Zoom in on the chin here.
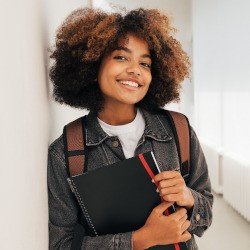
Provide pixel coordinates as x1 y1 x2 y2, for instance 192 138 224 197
121 99 142 105
120 96 145 105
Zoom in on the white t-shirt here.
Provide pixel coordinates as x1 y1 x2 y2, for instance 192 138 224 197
97 109 145 159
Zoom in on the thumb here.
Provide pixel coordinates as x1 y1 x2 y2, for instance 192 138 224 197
153 201 175 216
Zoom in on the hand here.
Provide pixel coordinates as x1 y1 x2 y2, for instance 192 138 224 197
153 171 194 209
133 202 191 249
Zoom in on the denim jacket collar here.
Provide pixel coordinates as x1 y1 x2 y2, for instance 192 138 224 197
85 109 172 146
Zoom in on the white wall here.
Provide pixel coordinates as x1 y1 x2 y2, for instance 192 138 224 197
192 0 250 160
0 0 49 249
0 1 91 249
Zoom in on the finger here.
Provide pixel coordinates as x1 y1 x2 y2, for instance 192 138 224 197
158 177 184 189
152 201 175 216
158 186 182 196
161 193 183 203
181 220 191 232
180 231 192 242
173 207 187 219
179 213 188 225
154 171 180 182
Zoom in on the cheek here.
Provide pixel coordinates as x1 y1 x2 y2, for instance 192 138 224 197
98 62 120 83
97 66 111 90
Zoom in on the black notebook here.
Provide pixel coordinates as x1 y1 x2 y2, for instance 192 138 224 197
68 151 187 250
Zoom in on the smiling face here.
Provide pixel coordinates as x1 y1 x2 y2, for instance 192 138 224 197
97 34 152 110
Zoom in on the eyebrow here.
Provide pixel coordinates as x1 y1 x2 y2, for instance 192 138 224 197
116 47 151 59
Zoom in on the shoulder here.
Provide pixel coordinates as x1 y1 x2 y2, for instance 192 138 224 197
48 135 65 164
151 108 198 142
144 108 189 129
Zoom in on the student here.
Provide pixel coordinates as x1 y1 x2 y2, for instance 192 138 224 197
48 7 213 250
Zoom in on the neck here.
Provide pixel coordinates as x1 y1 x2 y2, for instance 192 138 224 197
98 105 137 125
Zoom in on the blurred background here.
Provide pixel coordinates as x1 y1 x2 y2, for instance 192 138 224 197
0 0 249 249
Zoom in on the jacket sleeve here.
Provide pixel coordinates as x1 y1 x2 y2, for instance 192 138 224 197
187 127 213 237
48 139 133 250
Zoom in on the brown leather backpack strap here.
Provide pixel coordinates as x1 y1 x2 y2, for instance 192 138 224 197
166 110 190 181
63 117 86 177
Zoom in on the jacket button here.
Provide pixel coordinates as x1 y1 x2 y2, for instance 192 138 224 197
195 214 201 222
112 141 119 148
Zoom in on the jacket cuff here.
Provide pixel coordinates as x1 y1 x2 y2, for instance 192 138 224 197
188 189 208 232
114 232 133 250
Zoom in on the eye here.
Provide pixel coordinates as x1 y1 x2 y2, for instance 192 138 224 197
140 62 151 69
114 55 127 61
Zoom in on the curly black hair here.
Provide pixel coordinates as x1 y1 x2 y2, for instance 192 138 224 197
49 8 190 112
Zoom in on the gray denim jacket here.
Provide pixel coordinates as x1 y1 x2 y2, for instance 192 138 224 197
48 109 213 250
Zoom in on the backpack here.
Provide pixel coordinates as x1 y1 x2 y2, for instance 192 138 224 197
63 110 190 182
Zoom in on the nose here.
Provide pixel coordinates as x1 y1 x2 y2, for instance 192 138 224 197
126 62 141 76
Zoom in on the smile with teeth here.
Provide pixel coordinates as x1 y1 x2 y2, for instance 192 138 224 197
118 80 141 88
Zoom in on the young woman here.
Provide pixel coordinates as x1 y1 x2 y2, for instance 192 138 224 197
48 8 213 250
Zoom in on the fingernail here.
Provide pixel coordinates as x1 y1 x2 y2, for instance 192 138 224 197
152 179 155 183
156 188 159 193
